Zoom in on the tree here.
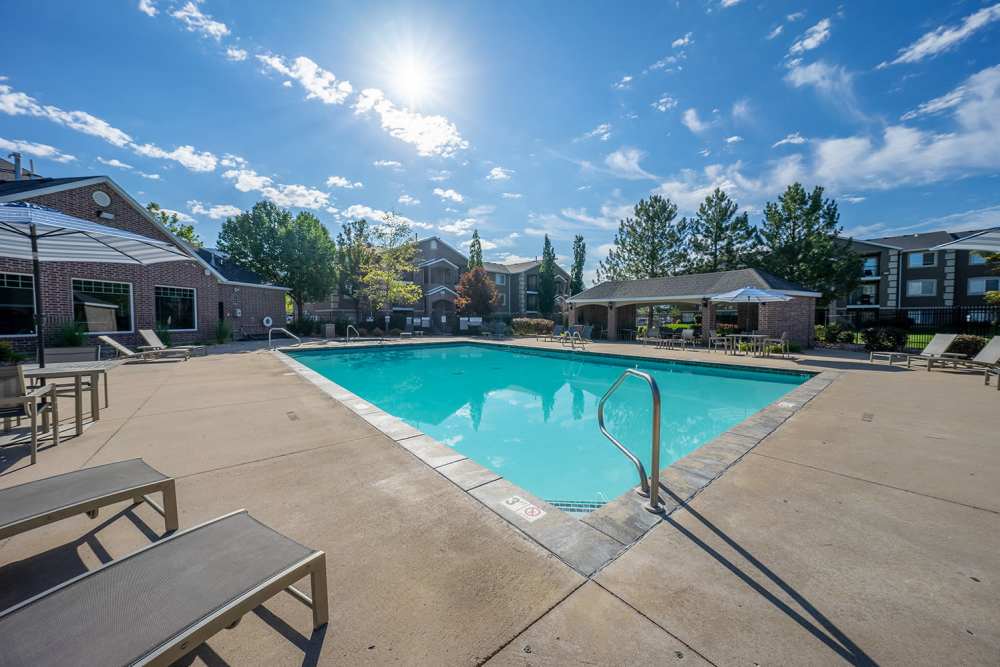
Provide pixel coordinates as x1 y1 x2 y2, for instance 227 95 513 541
456 267 499 316
357 213 423 315
538 235 557 316
279 212 338 318
595 195 686 282
334 218 373 316
755 183 861 303
468 229 484 270
570 234 586 295
217 201 289 284
146 202 202 247
985 252 1000 305
686 188 756 273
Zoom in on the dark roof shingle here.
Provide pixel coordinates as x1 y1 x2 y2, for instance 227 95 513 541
195 248 275 286
0 177 96 198
569 268 814 302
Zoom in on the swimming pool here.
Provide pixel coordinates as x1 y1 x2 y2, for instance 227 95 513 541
289 343 810 510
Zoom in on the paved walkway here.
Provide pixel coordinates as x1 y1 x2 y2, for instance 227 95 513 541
0 339 997 665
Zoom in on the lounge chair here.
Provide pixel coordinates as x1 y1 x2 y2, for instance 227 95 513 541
541 324 564 342
0 510 328 666
666 328 697 350
98 335 190 362
638 326 662 347
0 459 177 541
0 365 59 465
985 364 999 391
139 329 207 356
868 333 956 366
927 336 1000 372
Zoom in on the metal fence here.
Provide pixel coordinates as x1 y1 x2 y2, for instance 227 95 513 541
829 306 999 351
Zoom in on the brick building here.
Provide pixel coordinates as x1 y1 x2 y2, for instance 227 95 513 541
0 171 288 356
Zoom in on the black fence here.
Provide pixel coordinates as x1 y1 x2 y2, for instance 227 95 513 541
830 306 999 351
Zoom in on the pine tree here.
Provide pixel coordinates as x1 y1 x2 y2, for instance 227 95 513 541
686 188 756 273
595 195 686 282
468 229 484 270
570 234 586 294
538 235 557 316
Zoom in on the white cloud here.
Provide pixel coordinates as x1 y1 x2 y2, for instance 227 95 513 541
137 0 157 17
787 11 806 22
682 108 711 133
918 204 1000 233
731 98 752 121
433 187 464 203
132 143 218 172
170 1 229 40
223 167 330 209
480 232 520 251
397 194 420 206
438 217 476 235
427 169 451 181
373 159 403 169
487 166 513 181
139 171 160 180
188 200 241 219
672 32 693 48
699 148 711 157
97 156 132 169
766 25 784 40
605 147 656 180
492 253 536 265
879 3 1000 68
721 0 742 7
467 204 495 217
282 81 293 88
579 123 612 141
160 208 197 224
784 61 861 118
560 203 630 230
772 131 806 147
257 54 352 104
725 135 743 144
354 88 468 158
0 137 76 163
326 175 363 189
225 47 248 62
789 18 831 56
900 84 967 121
645 54 682 74
0 82 132 147
337 204 431 229
652 95 678 112
841 195 866 204
612 75 633 90
501 192 523 199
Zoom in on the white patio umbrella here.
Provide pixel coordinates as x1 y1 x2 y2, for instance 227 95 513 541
930 227 1000 253
709 286 793 303
0 201 190 366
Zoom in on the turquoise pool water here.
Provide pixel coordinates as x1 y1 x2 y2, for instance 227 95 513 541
289 344 809 508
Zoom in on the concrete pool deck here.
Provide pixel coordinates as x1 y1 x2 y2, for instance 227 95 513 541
0 338 997 665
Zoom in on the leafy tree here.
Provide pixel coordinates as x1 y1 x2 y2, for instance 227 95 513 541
279 212 338 318
217 201 289 284
570 234 586 295
686 188 756 273
146 202 202 247
985 252 1000 305
538 234 557 315
334 218 373 310
358 213 423 314
456 267 499 316
468 229 484 270
595 195 686 282
755 183 861 303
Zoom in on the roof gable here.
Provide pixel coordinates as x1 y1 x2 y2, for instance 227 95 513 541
569 268 818 303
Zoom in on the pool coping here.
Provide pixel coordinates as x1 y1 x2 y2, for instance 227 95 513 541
274 340 838 576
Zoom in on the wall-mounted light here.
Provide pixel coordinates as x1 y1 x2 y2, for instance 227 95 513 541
97 211 115 220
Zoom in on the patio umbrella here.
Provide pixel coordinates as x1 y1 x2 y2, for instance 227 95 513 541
709 286 793 303
0 201 190 366
930 227 1000 253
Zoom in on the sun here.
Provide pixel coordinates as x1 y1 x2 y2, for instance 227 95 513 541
393 56 433 108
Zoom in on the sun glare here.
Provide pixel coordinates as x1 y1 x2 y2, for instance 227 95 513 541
395 56 432 107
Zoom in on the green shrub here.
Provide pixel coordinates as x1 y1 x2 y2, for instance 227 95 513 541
0 341 25 364
861 326 907 352
54 322 87 347
355 327 368 337
814 324 828 342
511 318 554 336
372 327 384 338
947 334 987 358
389 327 402 337
836 330 856 344
215 319 232 344
787 342 802 353
288 318 320 336
155 326 172 347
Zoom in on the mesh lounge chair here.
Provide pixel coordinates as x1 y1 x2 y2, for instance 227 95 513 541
985 364 999 391
98 335 190 362
868 333 956 366
0 459 178 541
0 510 328 667
927 336 1000 373
541 324 564 342
139 329 206 356
0 365 59 465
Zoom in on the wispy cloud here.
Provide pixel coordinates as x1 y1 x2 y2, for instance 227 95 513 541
339 204 432 229
879 3 1000 68
772 131 806 148
486 166 513 181
222 157 329 209
257 54 352 104
225 47 248 62
652 95 678 112
789 18 831 57
132 143 218 171
672 32 693 48
766 25 784 40
137 0 157 17
612 75 633 90
501 192 523 199
354 88 469 158
901 85 967 121
605 147 657 180
681 108 711 133
427 169 451 182
170 1 229 40
373 159 403 169
397 194 420 206
784 61 863 119
97 156 132 169
326 175 363 189
433 187 464 203
0 137 76 163
578 123 612 142
188 200 241 219
725 135 743 144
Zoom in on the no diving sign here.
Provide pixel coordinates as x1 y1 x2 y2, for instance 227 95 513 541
503 495 546 523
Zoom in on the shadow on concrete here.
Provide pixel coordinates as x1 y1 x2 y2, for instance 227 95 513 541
660 486 879 666
792 358 906 372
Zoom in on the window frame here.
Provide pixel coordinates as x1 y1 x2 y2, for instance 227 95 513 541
969 252 988 266
905 278 937 297
154 284 198 332
494 273 506 285
906 251 937 269
0 271 36 338
968 276 1000 295
861 255 879 278
71 277 135 335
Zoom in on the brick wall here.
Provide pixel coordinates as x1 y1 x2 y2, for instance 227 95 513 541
758 296 815 347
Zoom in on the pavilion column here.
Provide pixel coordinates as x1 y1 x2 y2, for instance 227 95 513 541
606 304 618 341
569 305 580 325
700 300 716 343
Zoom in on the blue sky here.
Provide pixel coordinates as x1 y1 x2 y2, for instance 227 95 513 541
3 1 1000 281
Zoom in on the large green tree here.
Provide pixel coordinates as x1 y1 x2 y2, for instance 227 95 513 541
570 234 586 295
334 218 373 309
217 201 289 284
357 214 423 315
755 183 861 303
146 202 202 247
468 229 484 270
280 212 338 318
686 188 756 273
595 195 686 282
538 234 557 316
456 267 499 316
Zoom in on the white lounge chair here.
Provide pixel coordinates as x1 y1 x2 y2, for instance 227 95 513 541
927 336 1000 372
868 333 956 366
98 335 190 362
139 329 206 356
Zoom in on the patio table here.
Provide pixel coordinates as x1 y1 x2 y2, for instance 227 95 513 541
24 360 122 436
725 334 769 357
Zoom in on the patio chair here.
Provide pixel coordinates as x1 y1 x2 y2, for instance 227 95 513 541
0 365 59 465
868 333 956 366
139 329 206 356
667 328 697 350
0 459 177 541
708 330 730 353
541 324 564 342
98 335 190 362
927 336 1000 372
32 346 109 412
638 326 662 346
0 510 328 667
985 364 999 391
764 332 789 358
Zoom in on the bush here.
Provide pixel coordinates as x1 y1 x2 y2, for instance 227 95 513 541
787 342 802 354
814 324 828 342
511 318 554 336
836 330 856 344
54 322 87 347
389 327 402 337
947 334 987 358
215 319 232 344
155 326 172 347
288 318 320 336
372 327 384 338
0 341 25 364
861 326 908 352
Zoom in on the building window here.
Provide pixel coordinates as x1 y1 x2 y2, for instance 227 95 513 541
526 293 538 311
155 286 197 330
907 310 933 325
497 292 506 306
526 274 538 290
906 279 937 297
0 272 35 336
72 278 133 333
494 273 506 285
861 255 879 278
970 252 988 266
906 251 937 268
848 283 878 306
968 277 1000 295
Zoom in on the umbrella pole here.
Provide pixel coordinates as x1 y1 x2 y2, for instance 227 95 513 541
30 223 46 368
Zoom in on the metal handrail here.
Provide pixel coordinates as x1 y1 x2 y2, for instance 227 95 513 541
345 325 360 344
597 368 664 514
268 327 301 349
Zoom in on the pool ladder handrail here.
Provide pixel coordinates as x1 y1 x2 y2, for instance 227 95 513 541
345 324 360 344
597 368 664 514
268 327 302 349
